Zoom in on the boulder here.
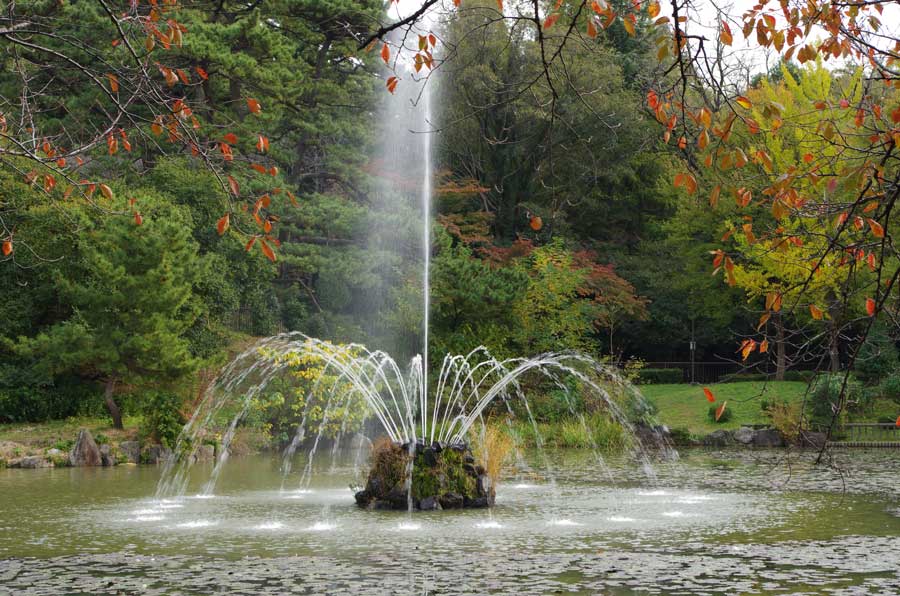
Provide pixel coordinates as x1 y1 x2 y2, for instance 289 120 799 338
196 444 215 462
701 429 735 447
752 429 784 448
418 496 441 511
69 429 102 466
143 444 172 464
439 492 464 509
798 430 826 449
99 444 117 467
119 441 141 464
733 427 756 445
10 456 52 469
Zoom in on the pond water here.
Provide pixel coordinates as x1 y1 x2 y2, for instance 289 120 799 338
1 448 899 594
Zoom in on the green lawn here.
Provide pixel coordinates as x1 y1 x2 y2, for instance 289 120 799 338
0 416 140 455
638 381 810 435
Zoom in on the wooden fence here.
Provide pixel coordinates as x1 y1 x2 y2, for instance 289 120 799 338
828 423 900 448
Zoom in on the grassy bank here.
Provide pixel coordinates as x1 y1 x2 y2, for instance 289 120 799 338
639 381 809 435
0 416 141 456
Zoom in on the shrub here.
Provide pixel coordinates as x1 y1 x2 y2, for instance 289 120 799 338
877 372 900 403
782 370 816 382
853 323 899 384
765 401 802 443
140 391 186 448
707 404 733 424
637 368 683 385
806 374 860 431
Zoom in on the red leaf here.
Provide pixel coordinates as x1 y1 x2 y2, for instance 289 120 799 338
106 73 119 93
715 401 727 422
245 236 257 251
260 239 276 262
2 240 11 256
381 43 390 64
386 76 399 94
866 297 876 316
134 211 143 226
529 216 543 231
703 387 715 403
250 163 267 174
195 65 209 80
896 414 900 428
246 98 261 114
217 213 230 235
223 132 238 144
543 13 559 29
868 218 884 238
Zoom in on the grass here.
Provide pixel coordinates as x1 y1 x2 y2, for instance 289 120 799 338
639 381 810 435
0 415 141 454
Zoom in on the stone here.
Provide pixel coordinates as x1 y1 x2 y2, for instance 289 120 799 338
69 429 102 466
798 430 826 449
119 441 141 464
47 448 63 457
702 429 735 447
192 444 215 463
422 447 437 467
99 444 116 467
143 444 172 464
9 456 51 469
752 429 784 448
477 474 493 496
418 496 441 511
733 427 756 445
439 492 464 509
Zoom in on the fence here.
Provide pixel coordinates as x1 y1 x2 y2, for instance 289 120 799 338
829 423 900 448
642 361 755 384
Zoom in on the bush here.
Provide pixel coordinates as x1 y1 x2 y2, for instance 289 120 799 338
707 404 733 424
853 323 899 384
637 368 683 385
806 374 860 431
782 370 816 382
719 373 769 383
877 372 900 403
140 391 186 448
765 401 802 443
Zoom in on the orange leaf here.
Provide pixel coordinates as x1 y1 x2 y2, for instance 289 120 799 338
381 43 390 64
2 240 11 256
246 98 262 114
133 211 143 226
809 304 824 320
866 297 876 316
735 96 752 109
260 239 276 262
703 387 715 403
223 132 238 144
868 218 884 238
715 401 727 422
227 175 240 196
709 185 720 208
386 76 399 94
195 65 209 80
587 18 597 38
99 184 114 200
217 213 230 235
895 414 900 428
250 163 267 174
245 236 257 251
106 73 119 93
720 21 733 45
543 13 559 29
530 216 543 231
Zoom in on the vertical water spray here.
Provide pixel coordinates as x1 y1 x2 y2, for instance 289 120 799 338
421 71 432 430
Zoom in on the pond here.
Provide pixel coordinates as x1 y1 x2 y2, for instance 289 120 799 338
1 448 899 594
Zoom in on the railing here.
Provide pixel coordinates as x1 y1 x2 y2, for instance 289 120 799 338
829 423 900 448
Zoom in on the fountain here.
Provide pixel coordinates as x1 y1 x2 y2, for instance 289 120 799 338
155 7 669 509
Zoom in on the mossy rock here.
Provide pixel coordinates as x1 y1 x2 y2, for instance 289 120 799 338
354 440 494 511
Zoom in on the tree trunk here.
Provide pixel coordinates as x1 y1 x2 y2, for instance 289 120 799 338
775 312 786 381
104 379 123 430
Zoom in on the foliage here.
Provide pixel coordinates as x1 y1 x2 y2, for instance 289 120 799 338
261 341 369 446
807 374 861 431
140 391 187 449
764 401 802 443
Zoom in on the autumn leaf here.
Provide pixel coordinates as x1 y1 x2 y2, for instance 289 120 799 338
133 211 143 226
896 414 900 428
720 21 733 45
709 185 720 208
759 339 769 353
256 135 269 153
381 43 391 64
106 73 119 93
703 387 715 403
530 215 543 231
386 76 399 94
543 13 559 29
227 175 240 196
715 401 727 422
622 17 635 36
260 239 276 262
99 184 114 199
223 132 238 144
866 297 876 316
587 19 597 38
195 65 208 80
809 304 824 320
1 240 11 256
245 236 257 251
217 213 230 235
867 218 884 238
246 98 262 114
